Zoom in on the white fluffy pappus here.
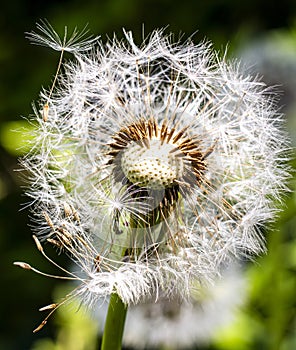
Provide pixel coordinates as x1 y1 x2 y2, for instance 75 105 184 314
18 23 290 325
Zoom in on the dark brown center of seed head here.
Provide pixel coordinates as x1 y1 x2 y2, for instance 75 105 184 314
108 118 209 195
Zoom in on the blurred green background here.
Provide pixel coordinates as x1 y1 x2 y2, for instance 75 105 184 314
1 0 296 349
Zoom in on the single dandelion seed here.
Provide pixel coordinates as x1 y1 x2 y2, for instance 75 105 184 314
26 20 99 122
17 23 290 348
26 19 98 52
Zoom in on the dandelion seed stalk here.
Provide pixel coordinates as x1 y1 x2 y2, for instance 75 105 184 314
101 293 127 350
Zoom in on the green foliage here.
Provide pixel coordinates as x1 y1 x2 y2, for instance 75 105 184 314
0 120 36 156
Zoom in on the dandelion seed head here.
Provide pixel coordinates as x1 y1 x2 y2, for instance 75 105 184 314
121 267 246 349
21 25 290 312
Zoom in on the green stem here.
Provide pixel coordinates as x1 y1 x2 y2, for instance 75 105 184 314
101 292 127 350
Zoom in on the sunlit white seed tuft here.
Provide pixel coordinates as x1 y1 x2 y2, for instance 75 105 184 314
18 24 291 322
